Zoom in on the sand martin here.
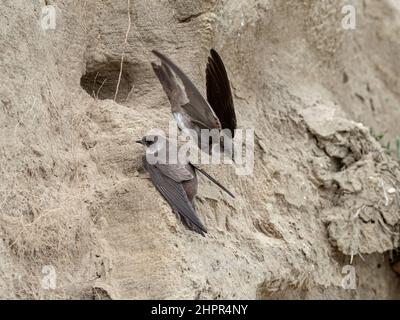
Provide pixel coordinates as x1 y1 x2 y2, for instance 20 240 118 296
136 134 234 236
151 49 237 158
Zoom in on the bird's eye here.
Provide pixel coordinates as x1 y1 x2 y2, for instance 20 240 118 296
145 137 157 146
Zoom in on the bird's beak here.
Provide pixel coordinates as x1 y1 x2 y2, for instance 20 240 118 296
136 140 144 145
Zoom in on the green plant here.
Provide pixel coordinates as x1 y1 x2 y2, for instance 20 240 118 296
370 129 400 162
396 138 400 161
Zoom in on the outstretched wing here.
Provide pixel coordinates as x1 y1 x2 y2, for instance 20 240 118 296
152 50 221 130
151 61 188 114
144 159 207 236
206 49 236 136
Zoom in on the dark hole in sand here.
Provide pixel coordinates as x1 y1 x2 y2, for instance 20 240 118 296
80 61 134 103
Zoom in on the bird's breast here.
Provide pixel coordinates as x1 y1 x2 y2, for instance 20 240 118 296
182 176 198 202
173 112 192 131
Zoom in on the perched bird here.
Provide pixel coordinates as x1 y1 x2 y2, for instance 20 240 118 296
136 134 234 236
151 49 237 158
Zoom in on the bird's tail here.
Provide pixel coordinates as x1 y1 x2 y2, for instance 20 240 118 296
192 165 235 199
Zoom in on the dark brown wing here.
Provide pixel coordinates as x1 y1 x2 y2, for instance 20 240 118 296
152 50 221 130
144 159 207 236
206 49 236 136
151 61 188 113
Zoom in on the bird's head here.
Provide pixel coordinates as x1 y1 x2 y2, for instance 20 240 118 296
136 134 165 148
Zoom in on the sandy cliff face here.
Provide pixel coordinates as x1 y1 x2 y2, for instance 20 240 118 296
0 0 399 299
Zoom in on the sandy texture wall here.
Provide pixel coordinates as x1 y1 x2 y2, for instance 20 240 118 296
0 0 399 299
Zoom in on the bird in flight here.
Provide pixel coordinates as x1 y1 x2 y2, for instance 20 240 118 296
151 49 237 159
136 134 234 236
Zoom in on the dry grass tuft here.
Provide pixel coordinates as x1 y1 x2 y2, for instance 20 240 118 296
1 202 93 267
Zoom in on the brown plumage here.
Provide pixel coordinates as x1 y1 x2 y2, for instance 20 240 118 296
151 49 237 157
205 49 236 136
136 135 235 236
